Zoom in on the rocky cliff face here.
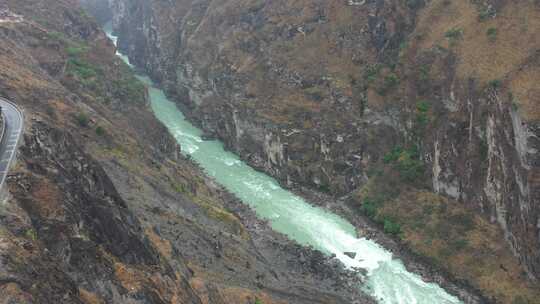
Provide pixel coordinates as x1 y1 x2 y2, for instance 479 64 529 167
0 1 372 303
105 0 540 302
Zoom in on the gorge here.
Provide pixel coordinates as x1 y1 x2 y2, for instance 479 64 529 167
0 0 539 303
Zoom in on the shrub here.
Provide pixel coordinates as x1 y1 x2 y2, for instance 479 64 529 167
383 219 401 235
365 64 382 83
399 41 408 51
486 27 498 42
383 146 403 164
67 58 98 79
376 73 400 96
66 46 87 57
361 198 380 219
445 28 463 39
255 299 263 304
95 126 105 136
75 113 90 127
479 138 488 161
450 238 469 251
384 146 424 183
415 101 431 132
112 77 146 103
418 64 431 81
384 73 399 89
448 212 475 232
47 31 65 41
478 7 496 21
445 28 463 46
25 229 37 241
395 150 424 182
488 79 502 89
512 296 528 304
416 100 430 113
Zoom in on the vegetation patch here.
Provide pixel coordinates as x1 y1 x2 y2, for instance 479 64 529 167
486 27 498 42
488 78 502 89
414 100 431 133
444 27 463 46
95 126 106 136
67 58 100 79
383 146 425 184
354 184 540 304
75 112 90 127
379 73 400 95
112 76 146 104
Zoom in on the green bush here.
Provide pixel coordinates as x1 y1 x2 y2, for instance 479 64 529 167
478 8 496 21
25 228 38 241
488 79 502 89
66 46 87 57
95 126 105 136
384 219 401 235
47 31 66 41
384 73 399 89
67 58 99 79
486 27 498 42
395 150 424 182
112 77 146 103
445 28 463 39
448 212 476 232
75 113 90 127
415 101 431 132
512 296 528 304
255 299 263 304
361 198 380 219
445 28 463 46
383 146 403 164
450 238 469 251
384 146 425 183
376 73 400 96
418 64 431 81
416 100 430 113
365 64 382 83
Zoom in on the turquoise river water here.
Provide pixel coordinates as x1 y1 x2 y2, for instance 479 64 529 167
105 24 462 304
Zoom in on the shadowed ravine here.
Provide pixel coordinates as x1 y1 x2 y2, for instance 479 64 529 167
104 24 462 304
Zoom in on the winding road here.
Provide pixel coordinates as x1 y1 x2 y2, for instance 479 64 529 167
0 98 23 189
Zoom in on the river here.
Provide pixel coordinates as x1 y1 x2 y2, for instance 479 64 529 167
104 23 462 304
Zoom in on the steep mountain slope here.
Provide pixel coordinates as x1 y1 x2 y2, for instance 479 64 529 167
0 0 370 303
105 0 540 303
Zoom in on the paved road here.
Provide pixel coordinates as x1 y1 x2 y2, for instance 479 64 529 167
0 98 23 188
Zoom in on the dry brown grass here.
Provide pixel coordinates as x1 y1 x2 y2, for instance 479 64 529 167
509 62 540 122
145 227 173 259
416 1 538 80
113 262 146 293
30 179 64 220
78 288 105 304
